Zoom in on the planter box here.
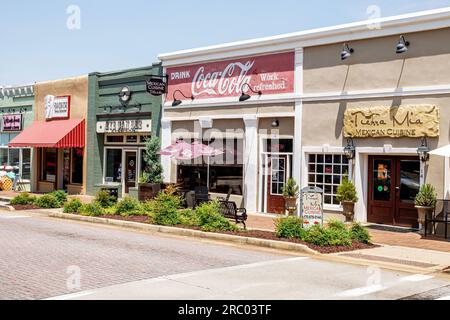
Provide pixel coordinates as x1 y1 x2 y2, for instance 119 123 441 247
138 183 161 201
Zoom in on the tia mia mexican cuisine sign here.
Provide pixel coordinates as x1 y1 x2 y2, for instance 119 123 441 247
343 105 440 138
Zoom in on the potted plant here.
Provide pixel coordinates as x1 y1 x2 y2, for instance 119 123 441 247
336 176 358 222
282 178 300 216
414 184 436 231
138 136 163 201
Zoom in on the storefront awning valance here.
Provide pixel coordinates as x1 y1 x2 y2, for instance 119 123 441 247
9 119 85 148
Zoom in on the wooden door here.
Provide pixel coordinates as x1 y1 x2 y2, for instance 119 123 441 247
267 155 287 214
368 156 419 227
125 152 137 194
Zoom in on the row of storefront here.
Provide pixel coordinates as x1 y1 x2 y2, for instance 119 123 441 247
5 8 450 227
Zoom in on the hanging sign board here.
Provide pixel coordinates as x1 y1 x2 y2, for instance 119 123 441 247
96 119 152 133
146 78 166 96
2 114 22 131
300 186 324 229
45 95 71 120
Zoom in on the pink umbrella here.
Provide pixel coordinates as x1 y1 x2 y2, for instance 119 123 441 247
160 141 223 188
159 140 193 157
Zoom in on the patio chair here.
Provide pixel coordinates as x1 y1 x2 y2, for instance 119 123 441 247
194 186 210 208
425 199 449 240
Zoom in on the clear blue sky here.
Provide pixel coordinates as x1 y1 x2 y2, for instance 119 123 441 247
2 0 450 85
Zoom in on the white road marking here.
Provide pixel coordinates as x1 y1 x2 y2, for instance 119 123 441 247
0 215 29 219
335 284 387 298
436 295 450 300
45 257 310 300
399 274 434 282
44 291 95 300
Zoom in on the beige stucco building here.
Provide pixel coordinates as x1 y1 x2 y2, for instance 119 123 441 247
159 8 450 228
11 76 88 194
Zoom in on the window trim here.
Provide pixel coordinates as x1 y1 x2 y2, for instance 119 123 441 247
306 152 350 207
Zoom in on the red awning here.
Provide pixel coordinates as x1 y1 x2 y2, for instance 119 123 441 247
9 119 85 148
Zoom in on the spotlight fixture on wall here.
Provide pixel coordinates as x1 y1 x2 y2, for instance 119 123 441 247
396 35 410 54
239 83 262 102
340 43 354 61
417 137 430 163
271 119 280 128
172 90 194 107
344 137 356 161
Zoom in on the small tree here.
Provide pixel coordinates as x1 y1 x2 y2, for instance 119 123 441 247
282 178 300 198
336 176 358 203
142 136 163 184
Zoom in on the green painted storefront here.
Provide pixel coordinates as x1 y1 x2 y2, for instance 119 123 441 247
0 85 34 191
86 64 163 197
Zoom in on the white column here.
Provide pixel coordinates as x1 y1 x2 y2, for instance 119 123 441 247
445 157 450 200
293 48 304 216
243 115 258 213
161 119 172 183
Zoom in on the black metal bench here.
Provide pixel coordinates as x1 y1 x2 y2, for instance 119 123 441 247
425 199 449 240
218 200 247 229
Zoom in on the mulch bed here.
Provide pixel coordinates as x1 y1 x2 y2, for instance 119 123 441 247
172 226 376 254
11 204 43 210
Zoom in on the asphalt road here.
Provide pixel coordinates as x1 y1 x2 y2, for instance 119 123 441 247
0 210 449 300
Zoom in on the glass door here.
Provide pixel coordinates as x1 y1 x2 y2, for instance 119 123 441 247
125 151 137 194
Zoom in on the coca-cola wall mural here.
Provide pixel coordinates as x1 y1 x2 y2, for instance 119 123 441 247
166 51 295 102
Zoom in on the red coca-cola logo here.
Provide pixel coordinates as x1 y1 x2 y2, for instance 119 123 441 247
166 52 294 102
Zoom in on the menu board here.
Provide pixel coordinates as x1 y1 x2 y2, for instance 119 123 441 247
301 187 324 229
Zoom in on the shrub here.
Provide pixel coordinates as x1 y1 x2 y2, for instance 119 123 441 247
95 190 117 208
63 199 83 213
115 197 143 216
141 136 163 184
195 201 238 232
327 218 347 232
50 190 68 206
79 202 104 217
275 216 305 239
282 178 300 198
177 209 200 227
148 192 183 226
35 194 61 209
350 222 372 244
10 193 37 206
414 184 437 208
336 176 358 203
303 225 352 247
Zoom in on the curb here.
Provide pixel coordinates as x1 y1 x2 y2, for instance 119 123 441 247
47 212 320 256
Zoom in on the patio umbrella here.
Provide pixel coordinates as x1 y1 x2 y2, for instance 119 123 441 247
430 145 450 157
159 141 223 188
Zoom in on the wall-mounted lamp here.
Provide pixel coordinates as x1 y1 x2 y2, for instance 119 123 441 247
396 35 410 54
271 119 280 128
239 83 262 102
172 90 194 107
344 137 356 161
417 137 430 163
340 43 354 61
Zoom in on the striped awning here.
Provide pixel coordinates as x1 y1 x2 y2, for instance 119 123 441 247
9 119 85 148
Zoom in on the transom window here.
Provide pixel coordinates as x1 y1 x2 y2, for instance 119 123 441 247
307 154 349 205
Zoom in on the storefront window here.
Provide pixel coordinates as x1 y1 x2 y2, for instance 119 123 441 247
105 149 122 183
42 148 57 182
177 139 244 195
21 149 31 180
0 149 8 166
308 154 349 205
71 148 84 184
9 149 20 173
